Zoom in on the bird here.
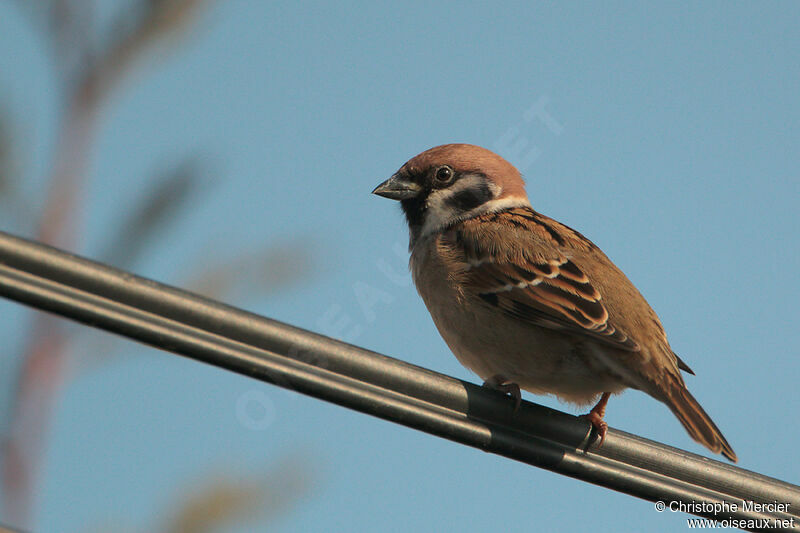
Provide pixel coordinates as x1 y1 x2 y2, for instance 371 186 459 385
372 143 737 462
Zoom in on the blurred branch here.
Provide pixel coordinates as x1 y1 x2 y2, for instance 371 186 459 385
0 102 33 227
81 455 313 533
0 521 31 533
0 104 14 199
2 1 216 529
14 0 207 104
40 0 212 246
165 456 313 533
77 0 209 111
98 156 207 269
187 241 315 301
5 1 315 531
1 326 68 528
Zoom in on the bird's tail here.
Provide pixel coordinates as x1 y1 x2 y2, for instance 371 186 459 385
661 378 737 462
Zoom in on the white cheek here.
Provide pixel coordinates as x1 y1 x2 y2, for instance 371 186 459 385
417 175 530 239
423 189 458 231
422 176 487 234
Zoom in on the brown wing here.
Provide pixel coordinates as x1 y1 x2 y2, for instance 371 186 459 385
445 209 641 352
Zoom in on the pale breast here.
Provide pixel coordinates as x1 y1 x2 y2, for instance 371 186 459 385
410 234 631 405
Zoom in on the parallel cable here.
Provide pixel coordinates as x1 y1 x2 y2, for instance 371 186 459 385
1 230 798 532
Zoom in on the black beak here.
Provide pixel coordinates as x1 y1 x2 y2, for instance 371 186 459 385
372 174 421 201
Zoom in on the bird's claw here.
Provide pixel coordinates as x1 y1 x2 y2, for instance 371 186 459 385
580 411 609 447
580 392 611 449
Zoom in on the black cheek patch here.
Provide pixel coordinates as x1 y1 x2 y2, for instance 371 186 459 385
444 183 494 212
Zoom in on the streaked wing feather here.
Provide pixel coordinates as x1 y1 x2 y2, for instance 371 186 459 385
461 245 640 352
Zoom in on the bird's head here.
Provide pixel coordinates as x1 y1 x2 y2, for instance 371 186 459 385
372 144 530 245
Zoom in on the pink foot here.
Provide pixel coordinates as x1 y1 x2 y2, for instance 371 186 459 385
580 392 611 448
580 410 609 446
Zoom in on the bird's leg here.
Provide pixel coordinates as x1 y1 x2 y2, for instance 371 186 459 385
581 392 611 447
482 374 522 411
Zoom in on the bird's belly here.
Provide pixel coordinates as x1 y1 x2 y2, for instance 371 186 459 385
425 296 628 406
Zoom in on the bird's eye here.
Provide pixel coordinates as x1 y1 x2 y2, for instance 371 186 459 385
434 166 454 183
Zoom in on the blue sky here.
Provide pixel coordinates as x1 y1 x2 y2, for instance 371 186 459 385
1 1 799 532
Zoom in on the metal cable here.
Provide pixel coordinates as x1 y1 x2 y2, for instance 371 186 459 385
1 230 798 532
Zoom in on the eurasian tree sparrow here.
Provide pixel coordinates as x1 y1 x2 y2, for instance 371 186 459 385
372 143 736 462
